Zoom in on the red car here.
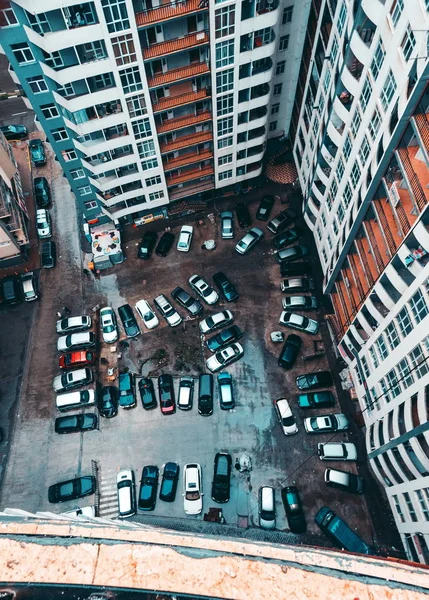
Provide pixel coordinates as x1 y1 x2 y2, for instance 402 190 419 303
59 350 96 369
158 374 176 415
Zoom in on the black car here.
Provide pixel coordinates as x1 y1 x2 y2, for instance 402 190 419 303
212 271 239 302
206 325 243 353
156 231 175 256
138 377 157 409
171 286 202 316
29 138 46 165
41 240 56 268
138 465 159 510
54 413 97 434
281 486 306 533
297 390 335 409
256 195 275 221
273 227 305 249
118 372 136 408
0 124 27 140
159 462 179 502
48 475 95 503
198 373 213 416
158 374 176 414
118 304 140 338
34 177 51 208
235 203 251 228
137 231 157 259
211 452 232 503
280 261 313 277
296 371 333 391
0 276 22 305
99 385 119 418
278 334 302 370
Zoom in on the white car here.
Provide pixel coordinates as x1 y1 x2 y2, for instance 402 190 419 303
274 398 298 435
304 413 350 434
57 332 96 352
317 442 358 461
206 342 244 373
220 211 234 239
183 463 203 515
36 209 51 238
53 368 93 393
154 294 182 327
177 225 193 252
100 307 118 344
56 316 92 334
135 299 159 329
199 310 233 334
189 274 219 305
279 311 319 335
235 227 263 255
117 469 136 518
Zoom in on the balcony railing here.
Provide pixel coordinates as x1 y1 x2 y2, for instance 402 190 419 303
169 179 214 201
148 61 209 88
156 110 212 134
152 88 211 113
143 31 209 60
160 130 212 153
163 149 213 171
135 0 208 27
167 164 214 186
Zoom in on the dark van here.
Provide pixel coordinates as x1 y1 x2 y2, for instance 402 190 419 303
198 373 213 416
1 276 22 305
315 507 374 555
278 334 302 369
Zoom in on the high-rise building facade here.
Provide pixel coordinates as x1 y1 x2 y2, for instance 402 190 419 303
291 0 429 562
0 0 307 226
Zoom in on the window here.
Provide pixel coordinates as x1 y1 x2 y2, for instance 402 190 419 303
397 307 413 336
218 116 233 137
279 35 289 51
385 322 400 350
26 11 51 35
392 495 405 523
82 41 106 61
149 190 164 201
57 82 75 97
43 50 63 69
41 104 59 119
370 39 385 80
332 219 339 235
141 158 158 171
401 24 416 61
216 69 234 94
269 121 277 131
336 158 344 181
62 149 77 162
70 169 85 180
11 43 34 65
215 5 235 39
350 109 362 138
216 40 234 68
126 94 147 118
276 61 286 75
380 70 397 111
360 77 372 111
321 248 328 264
132 118 151 140
410 289 429 323
350 163 361 188
404 492 418 522
217 93 233 116
330 36 339 64
323 68 332 93
219 136 233 149
111 33 136 66
137 140 156 158
271 103 280 115
337 202 345 224
0 7 17 26
120 67 142 94
361 356 370 378
316 226 322 241
368 107 381 140
337 1 347 36
273 83 283 95
26 75 48 94
327 235 333 250
101 0 130 33
369 346 379 369
376 335 389 361
379 377 391 403
145 175 162 187
359 135 371 164
343 134 352 160
410 345 429 379
219 154 232 165
416 490 429 521
219 169 233 181
386 369 401 398
94 73 114 90
84 200 98 211
78 186 92 196
397 358 414 388
282 6 293 24
390 0 404 26
52 128 68 142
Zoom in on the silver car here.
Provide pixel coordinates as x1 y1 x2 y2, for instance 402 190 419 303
279 311 319 334
235 227 264 255
220 211 234 239
282 296 318 310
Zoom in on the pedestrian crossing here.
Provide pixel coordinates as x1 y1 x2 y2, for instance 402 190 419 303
98 469 119 519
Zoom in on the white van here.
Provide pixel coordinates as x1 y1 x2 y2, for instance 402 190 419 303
178 376 194 410
56 389 96 412
21 272 38 302
117 469 136 518
259 486 276 530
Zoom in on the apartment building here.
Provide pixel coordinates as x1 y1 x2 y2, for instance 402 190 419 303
291 0 429 562
0 0 307 226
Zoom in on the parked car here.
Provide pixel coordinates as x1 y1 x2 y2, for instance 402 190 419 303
218 372 234 410
57 332 96 352
100 307 118 343
118 372 136 409
275 245 309 264
281 486 306 534
0 276 22 305
138 377 157 410
177 225 193 252
280 277 315 293
235 227 263 255
48 475 95 503
325 468 364 494
189 274 218 305
0 124 27 140
183 463 203 515
98 385 119 418
206 325 243 353
34 176 51 208
317 442 358 461
53 368 93 393
171 286 202 316
199 310 233 334
280 261 313 277
296 371 333 390
21 272 38 302
137 231 157 259
273 227 304 249
274 398 298 435
267 208 296 234
118 304 141 338
56 316 92 334
154 294 182 327
280 312 319 335
135 299 159 329
117 469 136 518
56 389 96 412
36 209 51 238
297 390 335 409
138 465 159 510
220 210 234 239
198 373 213 416
54 413 97 434
211 452 232 503
29 138 46 165
158 374 176 414
278 334 302 369
41 240 56 268
206 342 244 373
282 296 318 311
155 231 175 257
256 195 275 221
212 271 239 302
315 507 374 555
259 486 276 530
304 413 349 434
177 376 193 410
59 350 95 370
160 462 180 502
235 203 251 228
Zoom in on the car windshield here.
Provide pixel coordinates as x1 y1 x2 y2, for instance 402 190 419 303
282 416 295 426
206 317 215 328
201 286 211 297
143 310 154 321
237 240 247 249
309 418 321 430
104 324 115 333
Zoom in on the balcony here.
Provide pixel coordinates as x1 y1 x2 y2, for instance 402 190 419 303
152 88 211 113
166 164 214 186
156 110 212 134
135 0 208 28
143 31 209 60
169 179 214 201
148 61 210 88
163 149 213 171
160 130 212 153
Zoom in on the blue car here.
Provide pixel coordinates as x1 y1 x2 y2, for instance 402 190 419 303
118 372 136 409
29 138 46 165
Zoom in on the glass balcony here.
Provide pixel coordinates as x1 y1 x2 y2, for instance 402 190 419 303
60 99 122 125
86 145 134 167
241 0 279 20
135 0 209 28
240 28 275 52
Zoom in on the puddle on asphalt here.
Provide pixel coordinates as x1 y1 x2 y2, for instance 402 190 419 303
94 273 127 309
